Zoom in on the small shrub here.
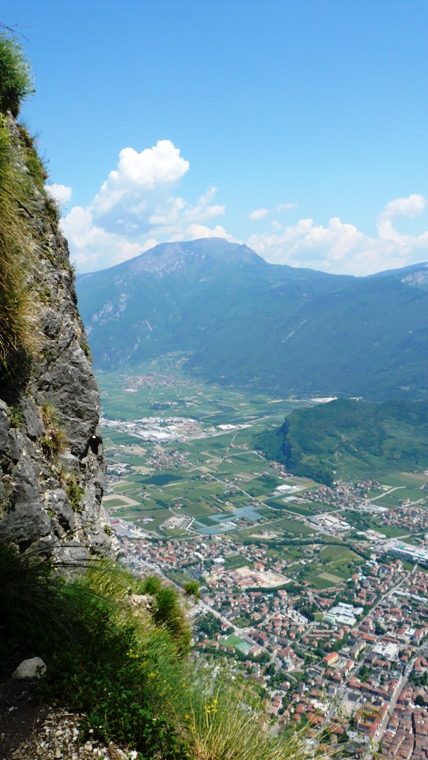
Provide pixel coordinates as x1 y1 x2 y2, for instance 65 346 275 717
17 124 47 191
138 574 162 596
58 469 84 511
6 404 24 427
136 576 191 655
183 580 200 599
80 340 91 358
39 286 52 304
0 33 34 116
0 546 191 758
40 403 67 458
0 118 33 384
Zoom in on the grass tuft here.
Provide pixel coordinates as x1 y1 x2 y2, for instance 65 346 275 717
0 544 333 759
40 403 67 458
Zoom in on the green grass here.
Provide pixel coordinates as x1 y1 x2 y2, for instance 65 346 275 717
382 472 428 487
268 517 315 535
223 555 252 570
309 575 339 589
166 569 196 586
143 473 184 486
281 503 319 516
0 545 191 758
0 115 34 394
181 502 217 517
381 525 410 538
221 635 252 653
372 487 424 506
320 544 349 560
103 497 132 508
0 542 324 760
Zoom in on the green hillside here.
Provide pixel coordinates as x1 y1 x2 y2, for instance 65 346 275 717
76 239 428 401
255 399 428 484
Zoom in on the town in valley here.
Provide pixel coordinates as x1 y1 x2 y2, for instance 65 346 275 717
99 359 428 759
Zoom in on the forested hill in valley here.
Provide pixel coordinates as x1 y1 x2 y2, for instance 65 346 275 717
76 239 428 401
255 398 428 485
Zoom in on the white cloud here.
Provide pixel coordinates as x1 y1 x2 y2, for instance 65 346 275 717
377 193 427 242
379 193 426 221
277 202 298 213
61 206 145 270
60 144 428 277
249 203 297 222
94 141 189 207
63 140 232 271
248 203 298 222
185 224 239 243
141 238 158 253
249 208 270 221
90 140 190 236
247 195 428 275
45 183 72 206
182 187 225 223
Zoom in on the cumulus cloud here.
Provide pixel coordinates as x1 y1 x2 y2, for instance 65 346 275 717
63 140 231 271
377 193 426 242
249 208 270 221
141 238 158 253
45 183 72 206
247 194 428 275
277 202 298 213
60 143 428 277
90 140 190 235
184 224 238 242
249 203 297 221
62 206 145 270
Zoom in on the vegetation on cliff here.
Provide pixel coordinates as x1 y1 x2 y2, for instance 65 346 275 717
0 543 327 760
0 32 56 399
0 31 111 559
0 32 33 116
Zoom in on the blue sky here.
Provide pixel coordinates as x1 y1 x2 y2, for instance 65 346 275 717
5 0 428 274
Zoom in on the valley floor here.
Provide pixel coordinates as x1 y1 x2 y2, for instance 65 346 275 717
98 359 428 759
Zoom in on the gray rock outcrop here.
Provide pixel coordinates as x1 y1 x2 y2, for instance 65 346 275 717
0 117 113 563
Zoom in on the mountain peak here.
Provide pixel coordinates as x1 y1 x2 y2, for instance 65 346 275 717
111 238 267 278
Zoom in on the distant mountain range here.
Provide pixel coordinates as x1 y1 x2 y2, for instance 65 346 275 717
76 238 428 400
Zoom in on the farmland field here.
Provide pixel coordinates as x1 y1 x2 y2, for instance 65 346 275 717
98 359 428 592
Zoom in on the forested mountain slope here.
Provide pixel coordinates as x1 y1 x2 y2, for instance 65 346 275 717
255 398 428 484
76 239 428 400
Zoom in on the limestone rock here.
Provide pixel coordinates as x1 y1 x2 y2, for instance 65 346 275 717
13 657 47 680
0 116 114 564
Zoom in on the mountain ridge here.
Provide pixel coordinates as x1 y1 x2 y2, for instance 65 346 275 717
76 238 428 401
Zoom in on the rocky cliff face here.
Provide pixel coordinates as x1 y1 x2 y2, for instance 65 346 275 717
0 117 113 562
